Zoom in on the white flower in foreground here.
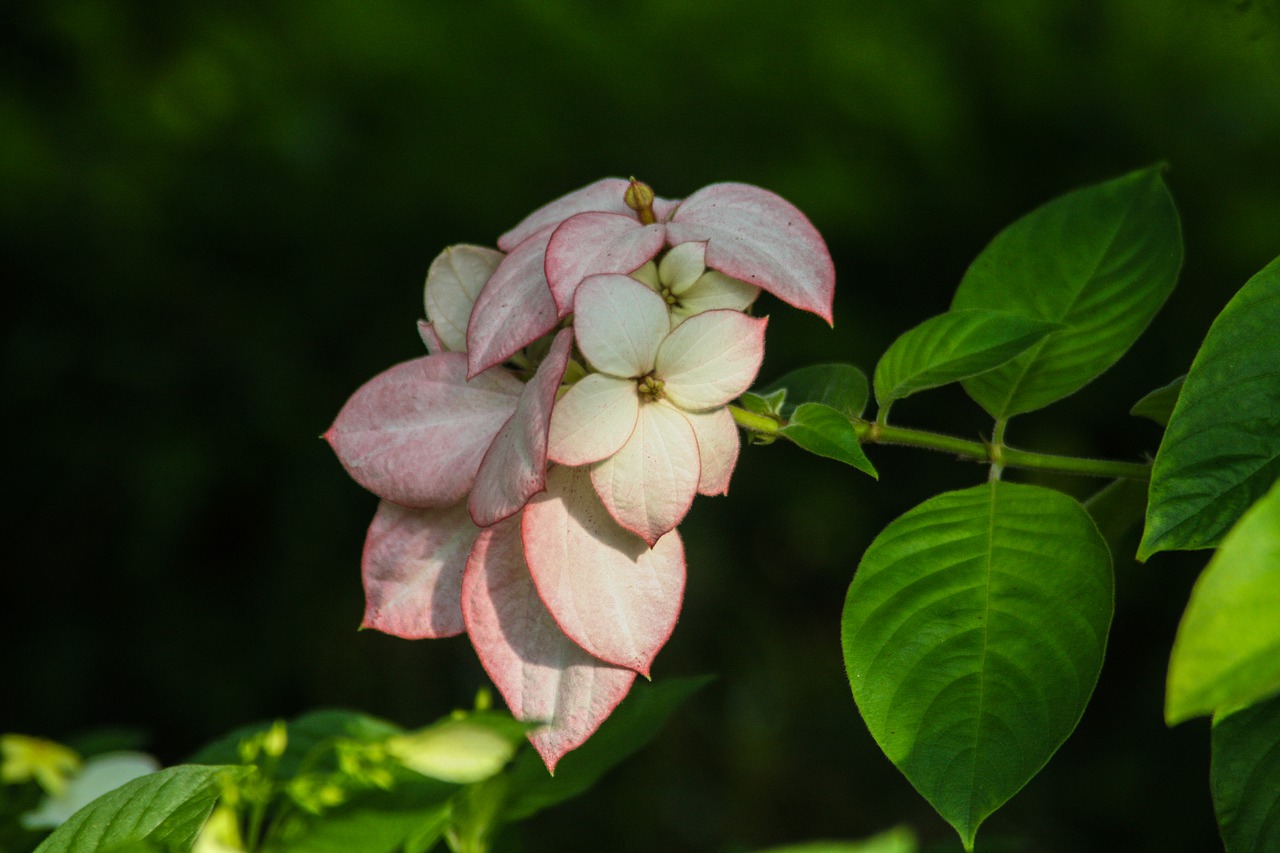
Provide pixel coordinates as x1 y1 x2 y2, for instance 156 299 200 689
21 752 161 829
547 274 766 545
630 241 760 328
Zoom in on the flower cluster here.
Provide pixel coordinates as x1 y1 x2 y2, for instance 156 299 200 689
326 178 834 770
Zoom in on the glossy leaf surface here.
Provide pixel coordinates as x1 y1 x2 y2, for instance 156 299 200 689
761 363 869 418
1166 480 1280 724
780 403 877 478
842 483 1112 850
1141 256 1280 558
1212 692 1280 853
953 166 1182 418
33 765 248 853
873 309 1061 409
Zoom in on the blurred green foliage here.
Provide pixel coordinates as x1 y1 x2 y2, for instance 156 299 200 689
4 1 1279 850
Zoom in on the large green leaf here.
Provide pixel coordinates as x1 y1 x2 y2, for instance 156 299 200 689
34 765 248 853
501 675 711 821
779 403 878 478
952 166 1182 419
1165 479 1280 724
872 309 1061 412
760 363 870 418
842 483 1113 851
1212 692 1280 853
1140 256 1280 559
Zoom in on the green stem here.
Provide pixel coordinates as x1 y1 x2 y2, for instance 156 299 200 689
728 405 1151 481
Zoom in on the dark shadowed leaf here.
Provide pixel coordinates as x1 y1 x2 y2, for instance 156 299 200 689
761 364 869 418
501 675 712 821
953 166 1182 418
1212 692 1280 853
1130 375 1185 427
1140 256 1280 559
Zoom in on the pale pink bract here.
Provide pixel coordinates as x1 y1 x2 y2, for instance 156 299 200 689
326 177 835 771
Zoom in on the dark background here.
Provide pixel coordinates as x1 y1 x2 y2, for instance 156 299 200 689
4 1 1278 850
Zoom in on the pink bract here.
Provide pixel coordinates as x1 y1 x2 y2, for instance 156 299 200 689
325 352 523 508
462 517 636 772
328 179 835 771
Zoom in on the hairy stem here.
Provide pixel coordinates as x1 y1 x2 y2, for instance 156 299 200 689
728 405 1151 481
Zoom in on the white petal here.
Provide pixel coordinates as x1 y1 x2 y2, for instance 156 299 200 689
522 466 686 676
22 753 162 829
684 406 741 496
546 373 639 466
362 500 478 638
462 518 636 773
671 270 761 327
630 260 660 290
656 311 768 411
424 245 504 352
590 402 700 545
658 241 707 294
573 275 670 378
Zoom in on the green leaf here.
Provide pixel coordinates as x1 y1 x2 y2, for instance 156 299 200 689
760 364 869 418
501 675 712 822
1165 479 1280 724
34 765 248 853
189 710 402 777
264 780 454 853
842 483 1113 851
1083 477 1149 561
1211 692 1280 853
740 388 787 417
754 826 918 853
1129 375 1185 427
952 166 1183 419
779 403 878 478
1140 256 1280 559
873 309 1061 410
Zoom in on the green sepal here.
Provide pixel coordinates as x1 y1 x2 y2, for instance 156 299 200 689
779 403 877 478
1129 375 1185 427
